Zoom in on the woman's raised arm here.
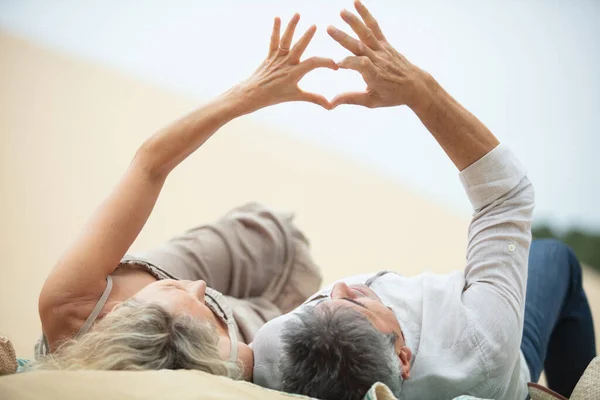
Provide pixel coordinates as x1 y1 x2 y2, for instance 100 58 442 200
39 14 336 328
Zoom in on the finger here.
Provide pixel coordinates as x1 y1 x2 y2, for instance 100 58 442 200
327 25 375 58
280 13 300 51
290 25 316 61
340 9 380 49
331 91 372 108
354 0 386 41
298 56 339 74
269 17 281 56
298 91 332 110
337 56 376 79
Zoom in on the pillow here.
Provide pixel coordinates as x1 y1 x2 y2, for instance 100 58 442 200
0 370 490 400
0 369 312 400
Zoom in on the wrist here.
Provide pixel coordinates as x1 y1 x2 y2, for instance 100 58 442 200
221 81 270 116
406 69 440 114
217 83 261 117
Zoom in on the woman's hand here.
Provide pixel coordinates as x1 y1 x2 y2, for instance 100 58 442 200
239 14 339 111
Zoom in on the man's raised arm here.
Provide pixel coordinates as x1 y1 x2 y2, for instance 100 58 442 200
328 1 499 170
328 0 535 365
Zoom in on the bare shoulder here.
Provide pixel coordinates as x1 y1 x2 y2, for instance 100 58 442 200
39 266 156 351
39 296 96 352
38 261 110 351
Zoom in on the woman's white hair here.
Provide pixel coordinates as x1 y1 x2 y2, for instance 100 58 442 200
31 299 240 378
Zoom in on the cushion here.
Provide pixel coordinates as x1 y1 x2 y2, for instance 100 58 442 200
528 357 600 400
0 369 490 400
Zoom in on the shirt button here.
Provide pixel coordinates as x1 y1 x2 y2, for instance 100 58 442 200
508 244 516 252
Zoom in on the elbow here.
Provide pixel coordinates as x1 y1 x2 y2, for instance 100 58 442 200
133 142 170 183
509 175 536 213
521 177 536 219
511 179 536 233
523 177 535 205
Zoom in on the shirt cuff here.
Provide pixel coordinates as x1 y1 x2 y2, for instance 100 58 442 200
459 145 527 211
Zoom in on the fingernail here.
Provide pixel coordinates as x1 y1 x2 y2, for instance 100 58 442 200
328 26 339 35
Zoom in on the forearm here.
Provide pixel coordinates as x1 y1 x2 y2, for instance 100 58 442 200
135 86 253 180
41 87 255 297
409 73 500 171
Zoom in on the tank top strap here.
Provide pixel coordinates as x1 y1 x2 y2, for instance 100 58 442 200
76 276 113 338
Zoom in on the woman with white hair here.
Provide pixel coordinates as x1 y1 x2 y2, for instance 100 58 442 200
33 13 331 380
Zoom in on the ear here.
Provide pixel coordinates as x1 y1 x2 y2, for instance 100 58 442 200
398 346 412 380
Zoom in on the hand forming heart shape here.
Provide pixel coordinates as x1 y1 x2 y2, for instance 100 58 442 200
239 0 431 113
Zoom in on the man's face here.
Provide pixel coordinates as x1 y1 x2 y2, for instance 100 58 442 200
326 282 403 341
319 282 412 379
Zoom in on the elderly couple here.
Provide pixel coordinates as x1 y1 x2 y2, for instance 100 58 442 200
34 2 595 399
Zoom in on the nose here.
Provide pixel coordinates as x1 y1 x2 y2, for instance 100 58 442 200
186 280 207 302
331 282 355 300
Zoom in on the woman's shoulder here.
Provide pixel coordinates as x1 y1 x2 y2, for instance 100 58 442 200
40 267 157 352
40 298 93 353
38 266 114 344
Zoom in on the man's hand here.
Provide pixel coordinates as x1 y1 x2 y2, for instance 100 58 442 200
327 0 430 109
329 0 499 170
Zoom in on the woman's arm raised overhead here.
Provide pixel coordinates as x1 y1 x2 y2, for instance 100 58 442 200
39 14 336 323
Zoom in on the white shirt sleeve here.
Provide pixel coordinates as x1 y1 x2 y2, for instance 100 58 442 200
459 145 535 368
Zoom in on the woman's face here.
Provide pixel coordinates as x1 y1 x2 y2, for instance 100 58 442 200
134 279 215 321
133 279 254 379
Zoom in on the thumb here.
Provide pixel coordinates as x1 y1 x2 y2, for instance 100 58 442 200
297 91 332 110
331 91 372 108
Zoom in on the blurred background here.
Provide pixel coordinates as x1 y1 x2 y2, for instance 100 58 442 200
1 0 599 362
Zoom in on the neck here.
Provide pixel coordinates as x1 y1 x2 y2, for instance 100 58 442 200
210 310 230 338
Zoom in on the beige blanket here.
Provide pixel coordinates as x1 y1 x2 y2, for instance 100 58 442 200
0 369 400 400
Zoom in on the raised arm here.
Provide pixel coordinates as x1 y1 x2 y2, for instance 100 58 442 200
39 15 336 326
327 1 499 170
328 0 534 365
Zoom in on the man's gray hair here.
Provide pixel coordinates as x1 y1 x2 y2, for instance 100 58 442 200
279 305 402 400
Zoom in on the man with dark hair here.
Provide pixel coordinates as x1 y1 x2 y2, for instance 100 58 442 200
251 1 596 400
280 306 402 398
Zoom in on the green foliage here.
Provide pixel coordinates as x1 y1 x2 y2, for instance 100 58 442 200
532 225 600 272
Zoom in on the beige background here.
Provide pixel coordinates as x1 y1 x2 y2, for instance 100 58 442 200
0 32 598 363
